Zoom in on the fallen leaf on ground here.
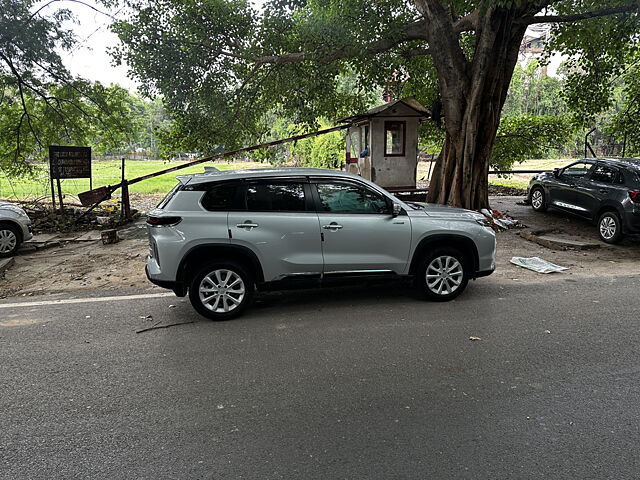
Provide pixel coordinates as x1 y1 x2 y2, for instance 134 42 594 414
469 336 481 341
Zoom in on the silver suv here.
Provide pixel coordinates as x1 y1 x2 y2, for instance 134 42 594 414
146 169 496 319
0 201 33 257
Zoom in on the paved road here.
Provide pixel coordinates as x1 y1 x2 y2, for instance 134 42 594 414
2 275 640 479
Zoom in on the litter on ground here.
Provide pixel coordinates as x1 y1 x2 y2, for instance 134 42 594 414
510 256 569 274
481 208 524 230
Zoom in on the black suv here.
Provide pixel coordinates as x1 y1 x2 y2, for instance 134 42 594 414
527 158 640 243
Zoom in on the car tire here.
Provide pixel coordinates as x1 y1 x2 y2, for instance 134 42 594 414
530 187 547 212
415 247 470 302
597 211 624 244
0 223 21 258
188 261 254 320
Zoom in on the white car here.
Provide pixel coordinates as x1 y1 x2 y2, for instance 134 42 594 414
0 201 33 257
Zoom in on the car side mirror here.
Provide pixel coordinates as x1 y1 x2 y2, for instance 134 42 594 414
553 168 560 178
392 203 402 217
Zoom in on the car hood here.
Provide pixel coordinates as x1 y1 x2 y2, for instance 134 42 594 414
532 171 554 182
407 202 484 220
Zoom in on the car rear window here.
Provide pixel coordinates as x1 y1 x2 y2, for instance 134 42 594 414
156 183 182 209
201 183 237 211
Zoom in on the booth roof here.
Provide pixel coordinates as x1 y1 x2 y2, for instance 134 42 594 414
335 97 431 124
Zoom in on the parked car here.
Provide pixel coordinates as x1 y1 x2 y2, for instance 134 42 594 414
527 158 640 244
146 168 496 320
0 201 33 257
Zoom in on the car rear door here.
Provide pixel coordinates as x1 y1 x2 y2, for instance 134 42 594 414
227 178 323 281
310 178 412 274
573 163 621 219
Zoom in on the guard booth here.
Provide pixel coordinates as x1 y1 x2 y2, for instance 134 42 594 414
337 98 430 190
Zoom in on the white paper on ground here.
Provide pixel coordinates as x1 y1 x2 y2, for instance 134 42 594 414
510 256 569 274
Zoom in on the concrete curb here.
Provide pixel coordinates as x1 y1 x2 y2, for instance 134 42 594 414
0 257 15 274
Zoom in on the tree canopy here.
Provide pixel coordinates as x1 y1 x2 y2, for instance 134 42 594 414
0 0 136 175
111 0 639 208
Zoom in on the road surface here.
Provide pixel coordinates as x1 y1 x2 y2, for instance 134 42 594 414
2 275 639 479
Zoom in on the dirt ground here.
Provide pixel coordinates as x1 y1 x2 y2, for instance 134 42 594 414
1 195 639 299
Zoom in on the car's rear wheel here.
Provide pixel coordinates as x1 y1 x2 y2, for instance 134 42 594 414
415 248 469 302
0 223 21 258
188 261 253 320
530 187 547 212
598 211 624 244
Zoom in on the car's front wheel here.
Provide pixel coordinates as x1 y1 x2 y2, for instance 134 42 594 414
415 248 469 301
598 211 624 244
0 223 21 258
188 261 254 320
530 186 547 212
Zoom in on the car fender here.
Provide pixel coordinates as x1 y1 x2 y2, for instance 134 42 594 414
408 232 480 275
176 242 265 291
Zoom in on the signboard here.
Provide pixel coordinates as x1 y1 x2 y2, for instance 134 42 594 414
49 145 91 179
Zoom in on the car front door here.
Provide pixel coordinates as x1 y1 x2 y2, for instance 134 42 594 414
227 179 323 281
311 179 412 274
549 161 595 216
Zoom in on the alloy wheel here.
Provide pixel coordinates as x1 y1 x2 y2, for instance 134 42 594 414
531 190 543 210
0 228 17 254
198 269 246 313
425 256 463 295
600 216 617 240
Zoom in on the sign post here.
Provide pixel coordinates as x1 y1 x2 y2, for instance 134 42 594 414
49 146 92 212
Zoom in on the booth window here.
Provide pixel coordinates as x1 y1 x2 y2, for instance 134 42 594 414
384 121 405 156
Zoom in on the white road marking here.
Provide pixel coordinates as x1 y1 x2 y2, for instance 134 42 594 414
0 292 175 309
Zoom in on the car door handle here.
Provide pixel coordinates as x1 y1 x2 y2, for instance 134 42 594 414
599 189 608 194
237 222 259 229
322 223 343 230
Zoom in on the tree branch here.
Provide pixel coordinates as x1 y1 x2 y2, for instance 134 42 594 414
26 0 116 23
253 19 429 65
518 2 638 25
0 52 43 153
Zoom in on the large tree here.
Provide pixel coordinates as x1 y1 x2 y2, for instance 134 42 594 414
0 0 135 175
113 0 639 209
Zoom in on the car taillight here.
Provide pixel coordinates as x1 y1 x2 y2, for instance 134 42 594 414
629 191 640 203
146 216 182 226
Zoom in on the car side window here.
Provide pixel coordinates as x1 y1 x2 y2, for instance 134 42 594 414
201 183 237 211
563 162 593 179
590 165 617 184
244 182 307 212
315 182 389 214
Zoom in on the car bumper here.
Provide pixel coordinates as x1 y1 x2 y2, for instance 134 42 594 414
474 267 495 279
145 261 186 296
624 211 640 234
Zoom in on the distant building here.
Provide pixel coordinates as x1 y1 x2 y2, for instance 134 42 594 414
518 24 565 77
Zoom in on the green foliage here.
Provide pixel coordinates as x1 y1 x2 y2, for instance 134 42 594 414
548 0 640 124
110 0 430 156
0 0 138 175
601 56 640 156
246 116 345 168
491 114 577 170
503 61 567 116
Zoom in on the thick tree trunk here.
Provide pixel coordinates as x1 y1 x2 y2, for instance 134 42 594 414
418 3 529 210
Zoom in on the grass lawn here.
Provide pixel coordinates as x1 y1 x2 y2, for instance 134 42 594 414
1 157 575 200
0 160 267 200
488 158 572 189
